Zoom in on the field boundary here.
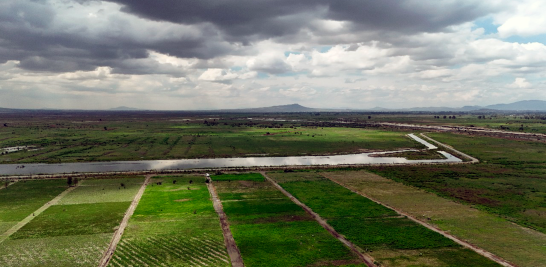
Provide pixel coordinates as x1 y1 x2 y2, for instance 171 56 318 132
0 182 78 244
207 182 245 267
98 174 151 267
261 172 376 267
0 180 18 190
324 174 516 267
420 133 479 163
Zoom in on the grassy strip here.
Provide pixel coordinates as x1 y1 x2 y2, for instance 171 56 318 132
368 132 546 234
58 177 145 205
215 174 366 267
268 172 501 267
10 202 130 239
212 172 265 181
324 170 546 267
108 175 230 267
371 150 446 160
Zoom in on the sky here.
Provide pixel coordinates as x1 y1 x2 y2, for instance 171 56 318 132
0 0 545 110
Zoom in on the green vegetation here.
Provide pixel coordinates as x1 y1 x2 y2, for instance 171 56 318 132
371 149 446 160
324 170 546 267
215 174 366 267
58 177 145 205
0 115 419 163
11 202 129 239
0 176 144 267
268 172 501 266
368 132 546 234
109 175 230 267
0 179 67 231
212 172 265 181
0 233 111 267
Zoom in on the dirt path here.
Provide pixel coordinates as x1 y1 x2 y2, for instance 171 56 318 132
98 175 151 267
207 182 245 267
0 183 78 244
261 172 376 267
324 175 516 267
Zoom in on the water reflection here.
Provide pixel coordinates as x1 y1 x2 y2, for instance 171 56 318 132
0 151 461 176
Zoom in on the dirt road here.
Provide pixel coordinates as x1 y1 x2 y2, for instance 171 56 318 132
98 174 151 267
207 181 245 267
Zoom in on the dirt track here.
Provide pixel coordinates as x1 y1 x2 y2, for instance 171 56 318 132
98 174 151 267
207 182 244 267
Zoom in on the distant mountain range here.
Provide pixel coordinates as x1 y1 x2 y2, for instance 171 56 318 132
1 100 545 113
367 100 546 112
109 106 141 111
229 100 546 113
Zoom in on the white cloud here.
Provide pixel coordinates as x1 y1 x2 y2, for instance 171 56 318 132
509 77 532 88
496 1 546 38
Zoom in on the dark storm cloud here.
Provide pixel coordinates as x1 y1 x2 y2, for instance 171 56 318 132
0 0 498 74
106 0 495 37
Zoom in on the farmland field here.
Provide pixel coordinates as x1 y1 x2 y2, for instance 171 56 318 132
323 170 546 267
0 180 67 234
215 173 366 266
268 172 501 267
368 133 546 234
108 175 230 267
0 176 144 267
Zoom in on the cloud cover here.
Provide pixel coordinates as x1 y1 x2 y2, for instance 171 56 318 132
0 0 545 109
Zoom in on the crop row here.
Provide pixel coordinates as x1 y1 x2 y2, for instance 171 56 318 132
268 172 501 266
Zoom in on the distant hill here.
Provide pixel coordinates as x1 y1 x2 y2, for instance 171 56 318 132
367 100 546 112
485 100 546 111
110 106 141 111
233 104 317 113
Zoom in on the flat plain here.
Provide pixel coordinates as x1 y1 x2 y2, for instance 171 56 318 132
0 111 545 266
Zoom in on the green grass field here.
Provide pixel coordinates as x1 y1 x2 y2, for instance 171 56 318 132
212 172 265 182
58 177 145 205
268 172 501 267
109 175 230 267
215 173 366 266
